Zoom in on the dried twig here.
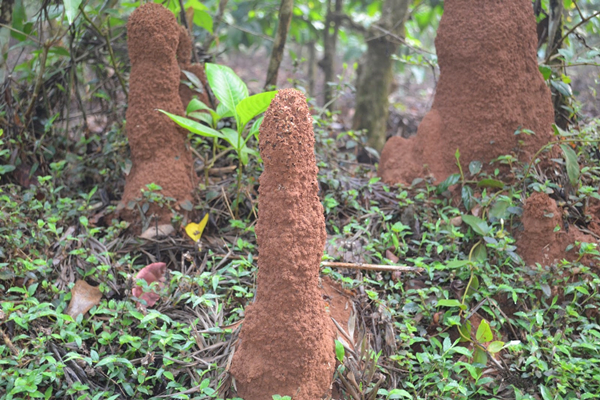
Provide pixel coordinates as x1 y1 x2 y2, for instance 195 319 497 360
321 261 424 273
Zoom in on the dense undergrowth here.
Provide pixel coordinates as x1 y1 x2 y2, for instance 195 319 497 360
1 112 600 399
2 1 600 399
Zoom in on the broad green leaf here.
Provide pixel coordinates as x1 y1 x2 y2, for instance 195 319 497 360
11 0 27 40
65 0 83 25
477 179 504 189
221 128 241 150
436 173 460 194
462 215 490 236
475 319 493 343
539 65 552 80
335 339 345 362
387 389 413 399
458 321 472 342
467 274 480 296
188 111 213 126
489 199 510 220
437 299 466 310
487 340 504 353
473 346 487 369
193 10 213 33
539 385 553 400
241 146 260 165
472 242 487 263
186 98 210 114
158 110 223 139
461 185 474 211
216 103 234 119
560 144 580 186
469 161 482 175
205 63 248 127
236 91 278 130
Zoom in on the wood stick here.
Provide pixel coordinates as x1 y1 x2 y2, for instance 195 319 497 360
208 253 424 273
321 261 424 273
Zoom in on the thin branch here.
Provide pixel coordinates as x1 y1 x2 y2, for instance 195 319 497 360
79 5 128 100
543 9 600 64
370 24 434 55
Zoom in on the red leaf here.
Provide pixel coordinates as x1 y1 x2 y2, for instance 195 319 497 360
132 262 167 307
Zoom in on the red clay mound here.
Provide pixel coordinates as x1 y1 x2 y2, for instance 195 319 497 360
120 4 195 226
176 26 211 110
379 0 555 184
516 192 594 266
230 89 335 400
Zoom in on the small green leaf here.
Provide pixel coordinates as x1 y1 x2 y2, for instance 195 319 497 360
461 185 474 211
487 340 504 353
477 179 504 189
436 173 460 194
458 321 472 342
560 144 580 186
539 65 552 80
235 91 278 130
248 116 264 141
475 319 493 343
472 346 487 368
489 199 510 220
64 0 83 25
221 128 241 150
335 339 345 362
468 161 482 175
462 215 490 236
471 243 487 264
193 10 213 33
158 110 224 139
437 299 461 308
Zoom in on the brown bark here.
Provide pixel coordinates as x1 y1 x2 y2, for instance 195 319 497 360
320 0 343 109
352 0 409 152
264 0 294 88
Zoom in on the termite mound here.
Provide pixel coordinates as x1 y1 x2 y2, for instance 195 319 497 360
230 89 335 400
379 0 555 184
119 3 195 229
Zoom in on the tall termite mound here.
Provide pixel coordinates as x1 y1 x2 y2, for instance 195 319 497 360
379 0 555 184
176 26 211 110
120 3 194 225
230 89 335 400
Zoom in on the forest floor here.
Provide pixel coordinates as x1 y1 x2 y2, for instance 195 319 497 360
2 51 600 400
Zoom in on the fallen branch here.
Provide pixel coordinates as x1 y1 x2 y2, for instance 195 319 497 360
321 261 424 273
209 253 424 273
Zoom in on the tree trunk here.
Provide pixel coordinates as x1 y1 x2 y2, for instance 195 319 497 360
352 0 409 152
307 40 317 96
320 0 343 109
0 0 15 82
264 0 294 88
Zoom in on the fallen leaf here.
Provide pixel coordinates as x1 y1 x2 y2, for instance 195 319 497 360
132 262 167 307
185 214 209 242
65 280 102 318
140 224 175 239
385 249 400 263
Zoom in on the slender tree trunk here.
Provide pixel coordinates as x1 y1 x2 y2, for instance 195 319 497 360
352 0 409 152
264 0 294 89
307 40 317 96
320 0 342 109
0 0 15 82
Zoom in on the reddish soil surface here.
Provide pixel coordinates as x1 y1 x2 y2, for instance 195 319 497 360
516 192 594 266
176 26 212 110
230 89 335 400
322 276 354 337
119 3 195 226
379 0 555 184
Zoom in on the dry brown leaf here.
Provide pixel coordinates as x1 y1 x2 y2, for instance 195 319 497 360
65 280 102 318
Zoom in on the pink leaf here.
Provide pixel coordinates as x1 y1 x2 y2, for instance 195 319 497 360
132 262 167 307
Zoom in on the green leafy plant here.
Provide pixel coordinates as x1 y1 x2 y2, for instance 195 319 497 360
159 63 277 213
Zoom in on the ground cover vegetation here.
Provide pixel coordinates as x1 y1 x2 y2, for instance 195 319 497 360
1 0 600 399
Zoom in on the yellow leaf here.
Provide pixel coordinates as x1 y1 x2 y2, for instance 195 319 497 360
185 214 209 242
